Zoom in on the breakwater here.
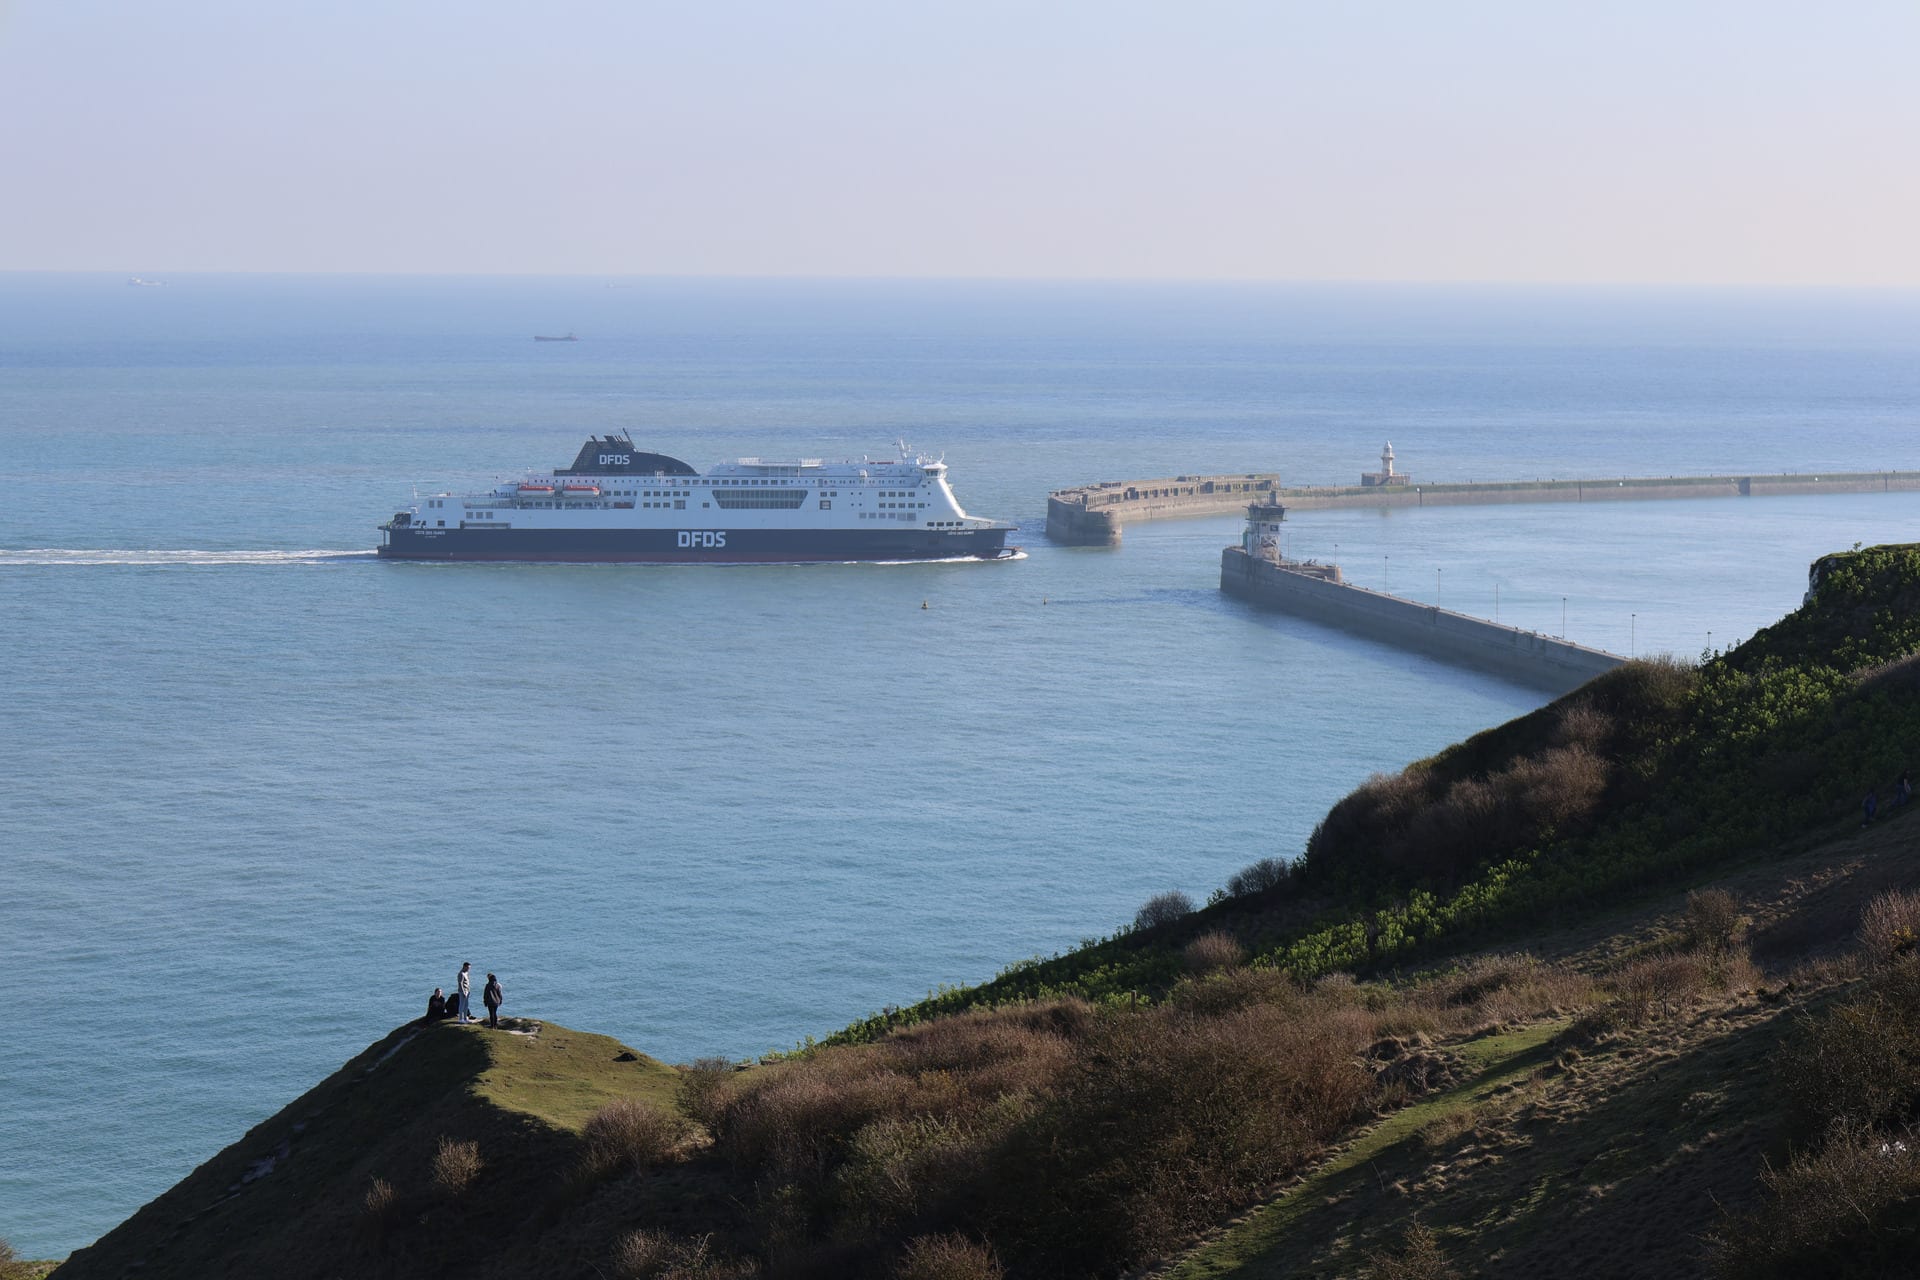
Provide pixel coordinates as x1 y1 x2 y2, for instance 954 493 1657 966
1273 470 1920 511
1047 473 1281 544
1052 469 1920 542
1220 546 1624 693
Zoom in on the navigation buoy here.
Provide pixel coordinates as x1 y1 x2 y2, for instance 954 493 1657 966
921 600 928 610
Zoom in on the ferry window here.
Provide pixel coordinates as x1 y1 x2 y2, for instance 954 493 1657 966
675 500 685 509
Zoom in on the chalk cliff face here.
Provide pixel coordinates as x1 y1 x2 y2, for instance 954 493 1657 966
48 545 1920 1280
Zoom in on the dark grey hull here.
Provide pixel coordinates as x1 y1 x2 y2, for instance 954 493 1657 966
376 524 1016 563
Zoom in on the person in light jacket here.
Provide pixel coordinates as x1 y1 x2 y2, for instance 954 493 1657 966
456 962 474 1023
483 973 504 1028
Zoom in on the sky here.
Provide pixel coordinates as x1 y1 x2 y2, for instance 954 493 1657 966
1 0 1916 284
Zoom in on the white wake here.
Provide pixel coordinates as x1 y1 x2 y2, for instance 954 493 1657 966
0 549 378 567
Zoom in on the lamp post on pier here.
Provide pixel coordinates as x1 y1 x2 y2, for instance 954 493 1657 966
1631 613 1636 658
1436 567 1442 608
1561 596 1567 638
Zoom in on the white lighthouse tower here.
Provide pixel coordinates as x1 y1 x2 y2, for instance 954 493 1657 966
1361 441 1411 487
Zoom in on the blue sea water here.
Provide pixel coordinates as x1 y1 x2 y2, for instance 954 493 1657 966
4 274 1919 1257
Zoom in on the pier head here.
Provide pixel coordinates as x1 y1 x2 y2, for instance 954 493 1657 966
1046 473 1281 544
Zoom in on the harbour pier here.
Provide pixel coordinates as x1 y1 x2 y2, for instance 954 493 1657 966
1051 446 1920 544
1047 473 1281 544
1220 540 1624 693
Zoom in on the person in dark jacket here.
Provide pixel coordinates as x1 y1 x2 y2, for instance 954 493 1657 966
483 973 504 1028
426 987 447 1021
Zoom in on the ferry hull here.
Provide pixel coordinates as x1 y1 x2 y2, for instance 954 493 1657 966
377 525 1016 563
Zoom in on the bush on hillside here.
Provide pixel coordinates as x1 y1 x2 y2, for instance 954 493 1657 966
582 1097 692 1177
676 1058 738 1132
893 1232 1003 1280
610 1228 757 1280
1612 953 1706 1027
1710 1122 1920 1279
1183 931 1245 975
1684 889 1743 958
990 1001 1377 1275
1365 1223 1461 1280
1781 961 1920 1134
1858 890 1920 969
1225 856 1293 898
431 1136 483 1196
1134 890 1195 931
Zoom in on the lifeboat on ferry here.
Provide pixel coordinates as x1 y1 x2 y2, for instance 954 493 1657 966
561 484 601 496
517 483 556 496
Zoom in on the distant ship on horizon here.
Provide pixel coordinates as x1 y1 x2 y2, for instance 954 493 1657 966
127 277 164 287
533 332 578 342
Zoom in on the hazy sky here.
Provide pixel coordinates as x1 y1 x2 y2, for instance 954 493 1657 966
2 1 1915 283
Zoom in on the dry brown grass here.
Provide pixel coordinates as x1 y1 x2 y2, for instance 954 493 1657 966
1857 889 1920 968
993 999 1379 1274
1365 1223 1461 1279
675 1058 737 1132
1711 1123 1920 1278
892 1232 1004 1280
1183 931 1246 975
430 1136 483 1196
1684 888 1744 957
362 1175 396 1220
1613 952 1708 1026
713 1001 1084 1178
1408 953 1599 1034
609 1229 757 1280
582 1097 692 1177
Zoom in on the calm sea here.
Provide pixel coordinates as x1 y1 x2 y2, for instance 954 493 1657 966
4 275 1919 1256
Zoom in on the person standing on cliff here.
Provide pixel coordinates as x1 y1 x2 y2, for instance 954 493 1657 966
456 962 474 1023
483 973 504 1028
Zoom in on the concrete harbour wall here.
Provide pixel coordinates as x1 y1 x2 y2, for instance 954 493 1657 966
1274 471 1920 511
1051 470 1920 542
1220 547 1624 694
1047 474 1281 544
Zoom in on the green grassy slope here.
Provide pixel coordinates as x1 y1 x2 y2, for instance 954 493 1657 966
54 1020 680 1280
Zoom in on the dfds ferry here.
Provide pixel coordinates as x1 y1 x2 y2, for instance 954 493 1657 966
377 434 1019 563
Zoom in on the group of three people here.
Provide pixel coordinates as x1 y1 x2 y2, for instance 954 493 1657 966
427 960 505 1027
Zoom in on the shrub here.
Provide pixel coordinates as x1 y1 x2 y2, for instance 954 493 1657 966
1134 890 1195 932
1225 856 1292 898
1613 953 1705 1026
363 1175 396 1219
1710 1123 1920 1278
835 1112 998 1229
1684 889 1743 958
1183 931 1245 975
893 1232 1004 1280
610 1229 755 1280
1366 1223 1461 1280
1858 890 1920 968
431 1136 483 1196
992 1000 1376 1274
1781 962 1920 1133
677 1057 738 1131
583 1097 692 1177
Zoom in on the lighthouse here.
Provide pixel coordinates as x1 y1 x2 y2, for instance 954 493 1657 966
1361 442 1411 487
1242 500 1287 562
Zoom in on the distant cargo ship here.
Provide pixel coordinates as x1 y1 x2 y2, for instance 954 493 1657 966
377 434 1019 563
533 332 578 342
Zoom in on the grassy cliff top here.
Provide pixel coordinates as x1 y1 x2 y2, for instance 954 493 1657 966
55 1019 678 1280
